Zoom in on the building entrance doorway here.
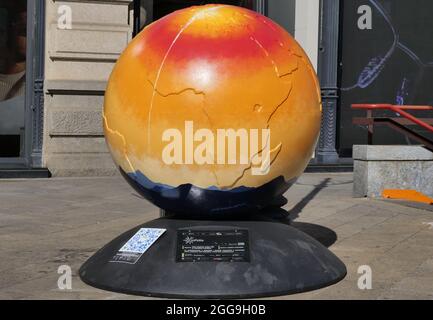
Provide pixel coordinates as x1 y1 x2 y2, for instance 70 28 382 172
0 0 45 173
0 0 27 159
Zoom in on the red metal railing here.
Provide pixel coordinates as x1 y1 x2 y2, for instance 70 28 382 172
352 104 433 152
352 104 433 133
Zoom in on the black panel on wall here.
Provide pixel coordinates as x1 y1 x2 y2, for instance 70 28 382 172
339 0 433 157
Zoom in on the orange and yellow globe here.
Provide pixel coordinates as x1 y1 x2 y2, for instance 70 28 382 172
104 4 322 216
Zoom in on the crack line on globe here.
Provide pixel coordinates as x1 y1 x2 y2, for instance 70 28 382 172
279 60 299 78
220 126 273 189
146 5 228 153
225 141 283 189
146 77 215 137
103 114 136 174
222 86 291 188
267 85 292 124
241 32 293 187
148 77 220 188
285 46 321 107
147 79 205 97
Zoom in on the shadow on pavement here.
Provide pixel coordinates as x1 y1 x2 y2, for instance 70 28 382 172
288 178 331 221
290 221 338 248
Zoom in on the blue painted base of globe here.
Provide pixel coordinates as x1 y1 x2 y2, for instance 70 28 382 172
120 167 297 217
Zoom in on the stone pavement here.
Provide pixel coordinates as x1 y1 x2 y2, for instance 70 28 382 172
0 173 432 300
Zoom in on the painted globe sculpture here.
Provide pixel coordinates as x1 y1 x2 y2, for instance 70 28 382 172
104 4 322 216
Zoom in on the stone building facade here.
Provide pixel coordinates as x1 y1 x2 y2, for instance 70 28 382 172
43 0 134 176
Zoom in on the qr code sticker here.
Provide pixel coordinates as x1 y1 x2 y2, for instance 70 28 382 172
119 228 166 254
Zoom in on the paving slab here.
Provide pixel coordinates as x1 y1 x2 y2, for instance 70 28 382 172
0 173 432 299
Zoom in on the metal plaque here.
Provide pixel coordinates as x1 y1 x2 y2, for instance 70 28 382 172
176 229 250 262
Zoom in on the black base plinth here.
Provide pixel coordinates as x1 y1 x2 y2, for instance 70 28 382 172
79 218 346 299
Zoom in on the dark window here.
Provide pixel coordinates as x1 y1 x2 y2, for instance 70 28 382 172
0 0 27 158
134 0 254 35
339 0 433 157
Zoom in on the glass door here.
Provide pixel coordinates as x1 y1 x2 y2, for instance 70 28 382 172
0 0 27 166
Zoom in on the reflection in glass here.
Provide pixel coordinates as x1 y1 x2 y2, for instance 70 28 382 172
0 0 26 157
339 0 433 156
